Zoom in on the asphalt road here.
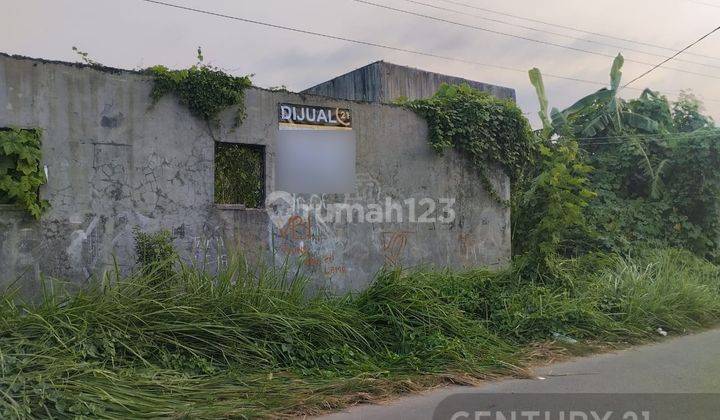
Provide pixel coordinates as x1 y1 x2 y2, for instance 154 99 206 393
317 329 720 420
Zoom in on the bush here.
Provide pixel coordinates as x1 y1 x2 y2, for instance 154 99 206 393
528 59 720 262
511 139 597 276
0 128 49 219
132 227 177 277
585 130 720 260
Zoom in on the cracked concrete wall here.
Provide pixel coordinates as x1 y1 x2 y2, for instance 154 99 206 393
0 54 511 297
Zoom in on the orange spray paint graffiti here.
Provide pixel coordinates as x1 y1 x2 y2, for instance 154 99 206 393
381 231 412 266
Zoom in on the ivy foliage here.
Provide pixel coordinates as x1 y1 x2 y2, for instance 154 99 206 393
147 50 252 125
399 84 537 204
0 128 49 219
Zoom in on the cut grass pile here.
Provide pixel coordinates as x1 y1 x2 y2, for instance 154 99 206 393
1 248 719 418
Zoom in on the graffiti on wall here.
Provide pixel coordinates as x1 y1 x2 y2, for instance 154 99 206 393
381 230 412 266
275 213 348 276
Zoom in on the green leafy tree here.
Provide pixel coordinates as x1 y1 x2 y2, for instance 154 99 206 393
627 89 675 133
530 55 720 260
672 91 714 133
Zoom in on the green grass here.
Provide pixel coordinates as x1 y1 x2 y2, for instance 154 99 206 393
1 248 719 418
591 249 720 335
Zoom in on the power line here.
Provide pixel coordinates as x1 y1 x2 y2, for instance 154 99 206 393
623 26 720 88
547 133 720 147
576 131 718 143
398 0 720 71
353 0 720 81
136 0 612 88
437 0 720 63
580 140 718 147
137 0 720 106
687 0 720 8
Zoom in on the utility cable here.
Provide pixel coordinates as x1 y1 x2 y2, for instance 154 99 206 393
437 0 720 62
137 0 720 105
398 0 720 70
352 0 720 81
623 25 720 88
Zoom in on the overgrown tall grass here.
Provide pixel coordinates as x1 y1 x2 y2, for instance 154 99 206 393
1 248 719 418
592 249 720 335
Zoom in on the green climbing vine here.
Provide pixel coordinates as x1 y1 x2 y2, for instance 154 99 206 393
399 84 537 204
146 49 252 126
0 128 49 219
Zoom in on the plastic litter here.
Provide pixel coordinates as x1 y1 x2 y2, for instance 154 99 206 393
552 332 578 344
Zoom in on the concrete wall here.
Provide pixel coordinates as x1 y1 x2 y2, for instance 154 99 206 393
0 54 511 297
303 61 516 102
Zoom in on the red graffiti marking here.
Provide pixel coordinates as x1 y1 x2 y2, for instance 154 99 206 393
382 231 412 266
279 215 312 241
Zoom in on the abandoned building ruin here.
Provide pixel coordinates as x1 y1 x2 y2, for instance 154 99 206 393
0 54 515 296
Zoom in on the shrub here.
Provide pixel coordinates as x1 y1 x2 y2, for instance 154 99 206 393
511 139 597 276
132 227 177 277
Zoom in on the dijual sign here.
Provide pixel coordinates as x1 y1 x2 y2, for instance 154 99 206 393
279 103 352 129
276 103 356 193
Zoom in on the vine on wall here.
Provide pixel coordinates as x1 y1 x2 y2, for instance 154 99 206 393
399 84 537 204
0 128 49 219
146 51 252 126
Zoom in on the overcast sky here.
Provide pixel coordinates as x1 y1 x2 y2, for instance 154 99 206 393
3 0 720 127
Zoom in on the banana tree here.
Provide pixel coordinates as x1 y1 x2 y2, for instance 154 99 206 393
529 54 659 140
629 136 669 199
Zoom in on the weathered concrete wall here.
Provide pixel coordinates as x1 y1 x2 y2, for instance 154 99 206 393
0 54 511 297
303 61 516 102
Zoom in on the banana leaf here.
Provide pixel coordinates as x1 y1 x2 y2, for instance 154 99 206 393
579 113 612 138
551 107 568 132
621 111 660 133
529 68 552 137
562 89 614 117
610 54 624 92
